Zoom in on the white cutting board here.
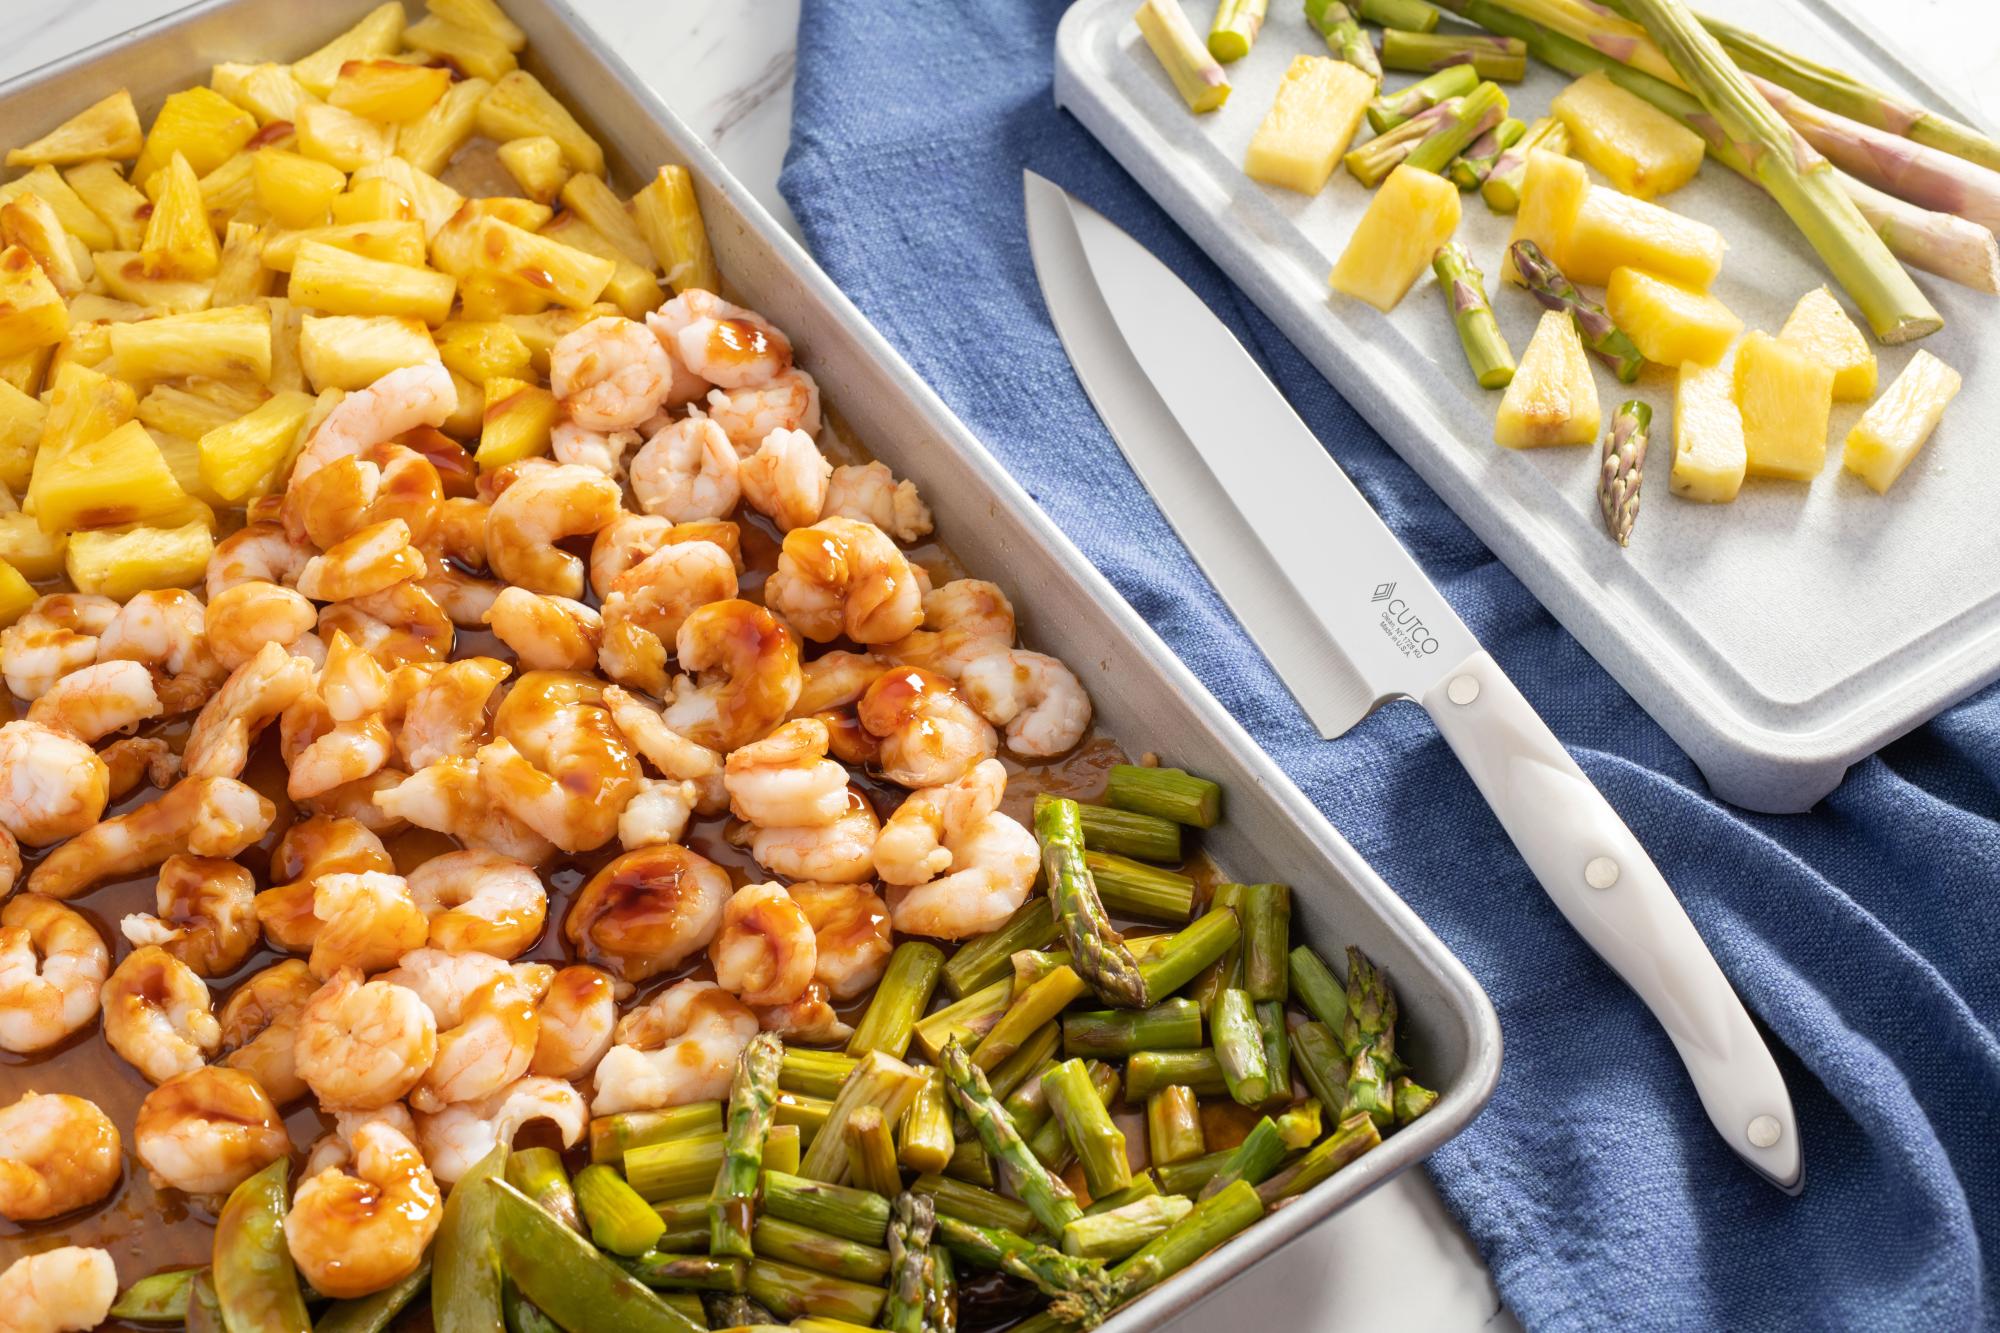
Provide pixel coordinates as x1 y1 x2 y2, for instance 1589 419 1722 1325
1055 0 1999 813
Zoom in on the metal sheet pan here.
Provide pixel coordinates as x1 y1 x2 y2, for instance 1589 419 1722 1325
1055 0 1999 815
0 3 1501 1324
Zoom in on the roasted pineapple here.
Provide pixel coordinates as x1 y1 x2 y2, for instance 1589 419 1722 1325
539 215 663 320
48 320 115 382
1495 309 1599 448
1671 346 1745 502
137 383 240 443
499 307 607 373
330 60 453 122
404 15 519 82
0 166 116 251
288 240 458 325
1243 56 1374 195
211 221 275 307
62 161 149 250
498 136 571 205
33 363 133 459
0 517 66 580
148 431 227 508
1550 71 1702 199
133 87 257 183
396 77 492 178
440 370 484 441
0 247 69 359
556 174 654 270
299 314 439 391
477 71 606 176
139 154 221 281
1501 149 1587 284
262 219 428 272
457 275 549 322
1328 165 1461 312
331 177 418 227
1733 331 1833 481
1562 186 1725 289
92 254 213 314
353 158 464 241
264 296 308 394
291 2 407 97
632 166 719 295
296 102 395 174
1 194 86 298
430 0 527 51
254 150 349 228
1777 286 1876 402
1842 350 1960 494
28 416 205 534
436 319 534 386
110 306 272 384
475 375 560 469
7 90 143 168
0 378 45 492
210 61 314 126
1605 267 1741 367
67 520 215 599
431 213 616 311
0 348 52 397
199 389 315 501
0 560 35 628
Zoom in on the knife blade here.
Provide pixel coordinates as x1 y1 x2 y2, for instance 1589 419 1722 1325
1023 170 1802 1193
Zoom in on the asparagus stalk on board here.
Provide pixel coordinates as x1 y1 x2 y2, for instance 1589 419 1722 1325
1136 0 1233 113
1480 115 1569 212
710 1031 781 1260
936 1214 1119 1307
1367 65 1478 133
1599 400 1652 547
1432 241 1514 385
883 1193 937 1333
1208 0 1268 63
1038 797 1147 1008
1448 115 1527 189
1380 30 1529 82
939 1037 1084 1235
1509 240 1645 383
1304 0 1383 81
1359 0 1443 33
1346 97 1464 187
1403 81 1510 175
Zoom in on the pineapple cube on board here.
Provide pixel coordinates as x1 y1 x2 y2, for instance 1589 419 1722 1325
1605 267 1741 367
300 315 440 392
1843 350 1961 494
1329 165 1461 312
1244 56 1375 195
1563 187 1725 289
1672 345 1745 503
1502 149 1587 284
1777 286 1876 402
66 520 215 600
1732 331 1834 481
0 247 70 359
28 417 200 533
1549 71 1703 200
1496 310 1599 448
291 2 407 97
5 90 142 168
0 560 34 628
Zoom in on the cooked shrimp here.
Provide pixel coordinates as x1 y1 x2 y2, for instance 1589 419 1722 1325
102 945 220 1084
486 461 622 598
26 775 274 899
629 416 740 522
296 519 428 603
371 758 556 864
264 815 396 914
294 362 456 482
0 721 108 846
709 882 817 1007
101 736 177 801
476 705 640 854
183 641 316 779
819 708 882 767
552 316 673 431
599 539 738 696
0 594 117 700
421 563 506 630
207 522 313 596
590 979 760 1115
753 981 853 1045
294 967 438 1111
218 959 318 1105
0 1094 119 1222
0 896 106 1054
823 461 934 543
765 517 924 645
133 1066 288 1196
308 871 428 979
319 629 391 721
601 685 727 812
787 880 894 999
882 578 1017 678
414 1075 586 1187
485 588 601 671
283 444 443 551
857 666 998 789
589 511 675 597
98 589 222 710
738 427 831 533
792 651 894 718
617 777 697 850
662 599 803 753
552 419 639 478
960 649 1092 758
750 790 880 884
22 660 158 743
701 369 821 455
408 849 547 958
0 827 17 899
885 810 1039 940
722 717 849 828
398 656 510 768
289 715 395 801
319 580 455 668
119 854 259 977
563 843 731 983
648 290 793 389
0 1247 116 1333
301 1105 417 1180
874 758 1007 886
381 949 539 1112
205 581 319 671
531 964 617 1080
285 1114 442 1299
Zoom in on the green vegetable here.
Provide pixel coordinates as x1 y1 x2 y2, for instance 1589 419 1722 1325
1093 1179 1264 1312
1509 239 1646 382
1305 0 1383 80
1480 115 1569 212
1367 64 1479 133
1275 1098 1324 1149
780 1049 860 1100
1286 946 1349 1032
1027 1061 1120 1172
578 1163 669 1257
109 1268 200 1325
882 1192 935 1333
1126 1048 1229 1100
1155 1147 1231 1198
1062 997 1203 1058
986 1021 1061 1104
1256 1112 1381 1204
1211 988 1273 1105
897 1065 959 1174
1086 1175 1164 1216
591 1103 725 1165
1240 883 1290 1002
313 1261 431 1333
940 1037 1082 1235
1033 794 1185 863
186 1270 223 1333
1061 1194 1196 1261
912 977 1013 1062
842 1105 903 1198
1042 1058 1133 1197
1292 1020 1350 1110
630 1125 801 1203
493 1179 702 1333
1084 850 1196 922
213 1157 312 1333
649 1196 713 1254
614 1253 748 1292
433 1145 507 1333
1600 399 1651 547
1208 0 1268 63
744 1258 888 1326
1146 1085 1207 1166
944 1138 995 1188
940 899 1060 999
1395 1075 1441 1124
776 1091 833 1147
1257 999 1292 1093
936 1214 1118 1305
1448 114 1526 188
1361 0 1442 27
925 1244 957 1333
506 1148 581 1232
1104 764 1222 827
1433 242 1516 389
847 941 945 1058
1198 1116 1287 1198
1038 797 1147 1008
1380 29 1528 80
751 1215 892 1284
911 1172 1041 1237
711 1031 782 1259
762 1170 892 1246
1139 906 1240 1005
974 965 1086 1071
797 1051 924 1184
1404 80 1510 175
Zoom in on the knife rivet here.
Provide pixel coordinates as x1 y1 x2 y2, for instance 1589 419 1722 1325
1747 1115 1782 1148
1584 856 1620 889
1447 675 1480 706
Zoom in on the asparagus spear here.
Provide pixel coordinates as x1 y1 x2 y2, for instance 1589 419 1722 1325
1286 945 1350 1032
578 1164 670 1257
1448 115 1526 189
1136 0 1233 112
1080 1179 1265 1315
843 1105 904 1199
1156 1146 1231 1198
1084 851 1195 922
1087 1175 1164 1215
1291 1021 1350 1112
1139 905 1240 1004
592 1103 726 1163
1304 0 1383 81
1035 794 1186 864
763 1170 893 1247
1479 115 1568 211
944 1139 996 1189
1064 1194 1198 1263
937 1214 1119 1306
883 1193 936 1333
711 1031 782 1259
1198 1117 1288 1199
1128 1048 1229 1100
614 1253 748 1292
1346 97 1464 187
782 1049 860 1099
1189 883 1246 1010
1256 1112 1382 1204
703 1292 765 1328
1381 30 1528 81
1340 946 1399 1061
1061 996 1202 1058
898 1066 958 1175
912 1171 1042 1236
1405 81 1509 176
1146 1084 1207 1166
975 965 1087 1070
1038 797 1147 1008
1508 240 1645 382
799 1050 924 1183
212 1158 311 1333
1211 989 1273 1105
1360 0 1442 32
650 1195 715 1253
493 1180 703 1333
752 1216 892 1284
988 1022 1062 1103
926 1244 957 1333
1239 883 1290 1002
1367 65 1478 132
777 1091 833 1145
1599 400 1651 547
1256 999 1291 1093
1029 1061 1121 1172
1208 0 1267 62
1106 764 1222 827
912 977 1013 1062
1043 1058 1135 1197
507 1147 581 1232
744 1257 888 1326
939 1037 1083 1235
1394 1076 1441 1124
942 899 1061 998
848 942 945 1058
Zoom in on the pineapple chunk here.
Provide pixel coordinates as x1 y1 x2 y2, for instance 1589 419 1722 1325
1 194 86 298
262 220 428 272
151 431 228 508
63 161 149 251
1328 165 1461 312
498 136 571 205
92 254 213 314
441 370 484 441
1777 286 1875 402
289 240 457 325
477 72 605 176
292 3 408 97
6 90 143 168
297 102 396 174
463 196 553 232
1495 309 1600 448
0 348 52 397
429 0 527 51
499 307 607 374
138 383 240 442
0 166 116 252
558 174 655 270
140 154 220 281
133 87 257 184
0 378 45 492
211 221 276 307
1605 267 1741 367
331 60 454 122
192 150 262 223
458 275 549 321
265 297 308 394
35 363 135 459
0 518 65 580
67 520 215 600
0 560 35 628
404 15 519 83
330 178 417 227
255 150 349 228
67 295 145 325
1501 148 1588 284
1562 186 1724 289
1732 330 1833 481
539 215 663 320
1842 349 1960 493
211 62 314 126
48 321 116 381
475 376 560 469
1671 345 1745 502
431 213 616 311
0 247 69 359
299 314 440 391
110 306 272 384
436 319 533 386
1244 56 1374 195
1549 71 1703 200
29 417 200 533
632 166 718 295
396 78 493 178
199 389 316 501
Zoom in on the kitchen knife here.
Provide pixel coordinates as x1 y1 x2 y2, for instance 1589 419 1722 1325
1022 170 1801 1193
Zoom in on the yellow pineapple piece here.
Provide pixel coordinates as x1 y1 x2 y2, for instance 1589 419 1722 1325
539 215 663 321
404 15 519 82
110 306 272 384
7 90 143 168
29 415 200 533
140 154 220 281
1842 349 1960 493
558 174 654 270
1550 71 1702 200
458 275 549 321
133 87 257 184
66 520 215 599
1671 345 1745 502
432 214 616 311
265 297 308 394
1495 309 1600 448
288 240 457 325
48 321 116 382
1777 285 1876 402
1243 56 1374 195
1605 267 1741 367
0 378 46 492
498 136 570 205
299 314 439 391
330 177 418 227
1 194 86 298
255 150 349 229
435 320 534 386
0 560 36 628
0 348 52 397
396 78 493 178
1732 330 1833 481
68 295 145 325
92 253 213 314
150 431 228 509
475 376 560 469
138 383 240 443
0 518 66 581
441 369 484 441
331 60 454 122
1328 164 1461 312
34 363 133 458
0 166 116 252
429 0 527 52
292 3 408 97
211 221 276 307
498 307 607 374
477 71 606 176
63 161 149 251
199 389 316 501
297 102 396 174
463 196 553 232
1562 185 1724 289
632 166 717 295
211 62 314 126
262 220 428 272
0 247 69 359
191 150 262 224
1501 148 1588 284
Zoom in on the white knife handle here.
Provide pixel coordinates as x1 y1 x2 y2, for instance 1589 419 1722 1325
1420 650 1801 1192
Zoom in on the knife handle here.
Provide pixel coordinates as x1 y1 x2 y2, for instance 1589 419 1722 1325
1420 650 1801 1192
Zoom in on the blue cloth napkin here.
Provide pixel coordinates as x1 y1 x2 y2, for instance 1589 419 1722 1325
778 4 2000 1327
